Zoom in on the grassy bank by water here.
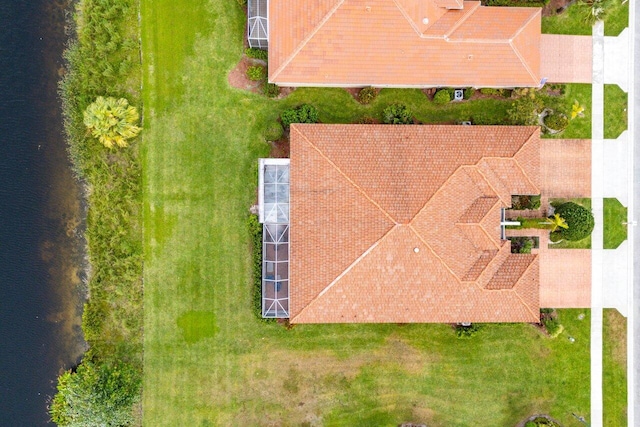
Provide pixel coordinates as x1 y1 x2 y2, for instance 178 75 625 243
50 0 143 424
142 1 591 425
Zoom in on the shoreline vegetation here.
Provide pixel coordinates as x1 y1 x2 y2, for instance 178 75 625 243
50 0 144 424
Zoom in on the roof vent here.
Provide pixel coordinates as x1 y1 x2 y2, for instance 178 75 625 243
413 247 420 253
366 6 371 12
422 17 429 25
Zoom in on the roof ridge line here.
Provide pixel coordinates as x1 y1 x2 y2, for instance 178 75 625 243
292 126 397 224
407 164 470 224
471 199 502 250
291 225 396 323
391 0 423 37
509 7 541 40
473 162 509 205
508 11 541 86
270 0 346 81
509 255 540 320
407 225 462 284
442 1 480 39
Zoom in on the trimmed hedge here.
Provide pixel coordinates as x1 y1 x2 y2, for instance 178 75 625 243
554 202 595 241
281 104 319 128
245 47 268 61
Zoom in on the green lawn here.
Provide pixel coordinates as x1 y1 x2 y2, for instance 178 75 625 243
604 84 628 139
604 198 628 249
548 198 592 249
603 309 627 426
141 1 593 426
542 0 629 36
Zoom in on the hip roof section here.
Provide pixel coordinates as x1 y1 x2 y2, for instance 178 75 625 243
269 0 541 87
289 124 542 324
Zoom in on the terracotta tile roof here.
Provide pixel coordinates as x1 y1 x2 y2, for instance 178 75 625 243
289 124 542 323
269 0 541 87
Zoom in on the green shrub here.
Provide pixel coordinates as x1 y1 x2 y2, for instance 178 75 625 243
51 360 142 426
262 82 280 98
281 104 319 128
509 236 538 254
554 202 595 241
248 215 274 322
433 90 451 105
382 104 414 124
246 65 266 81
541 311 564 338
525 422 537 427
480 88 504 96
357 87 378 104
245 47 268 61
455 323 480 339
463 87 475 100
507 95 543 125
511 194 541 210
549 231 563 242
543 112 569 132
264 122 284 141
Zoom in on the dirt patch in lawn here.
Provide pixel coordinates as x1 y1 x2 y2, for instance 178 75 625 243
269 138 290 158
228 56 264 93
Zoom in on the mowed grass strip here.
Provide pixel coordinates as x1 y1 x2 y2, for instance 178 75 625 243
604 198 628 249
542 0 629 36
604 84 628 140
603 309 627 426
142 1 591 425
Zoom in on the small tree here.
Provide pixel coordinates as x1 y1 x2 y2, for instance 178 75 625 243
553 202 594 241
83 96 141 149
545 213 569 232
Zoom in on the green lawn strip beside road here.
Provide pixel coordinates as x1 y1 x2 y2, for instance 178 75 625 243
603 309 627 426
604 84 628 140
604 198 628 249
142 1 592 425
542 0 629 36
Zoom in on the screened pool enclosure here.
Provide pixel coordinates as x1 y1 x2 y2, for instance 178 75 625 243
258 159 289 318
248 0 268 49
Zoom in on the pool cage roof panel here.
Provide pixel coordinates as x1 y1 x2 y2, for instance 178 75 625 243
248 0 268 49
259 159 290 318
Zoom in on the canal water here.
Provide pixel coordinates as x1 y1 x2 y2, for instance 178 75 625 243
0 0 86 424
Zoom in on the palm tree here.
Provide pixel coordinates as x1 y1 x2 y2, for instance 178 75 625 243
83 96 141 148
545 213 569 232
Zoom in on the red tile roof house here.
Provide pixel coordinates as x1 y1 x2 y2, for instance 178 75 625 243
265 0 544 88
259 124 551 323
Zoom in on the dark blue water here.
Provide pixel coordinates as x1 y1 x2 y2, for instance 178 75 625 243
0 1 85 424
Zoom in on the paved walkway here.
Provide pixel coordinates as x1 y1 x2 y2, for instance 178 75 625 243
591 20 605 427
590 18 634 427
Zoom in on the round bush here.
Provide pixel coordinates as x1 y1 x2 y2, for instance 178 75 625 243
264 122 284 141
382 104 413 124
357 87 377 104
554 202 594 241
433 89 451 105
544 112 569 131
